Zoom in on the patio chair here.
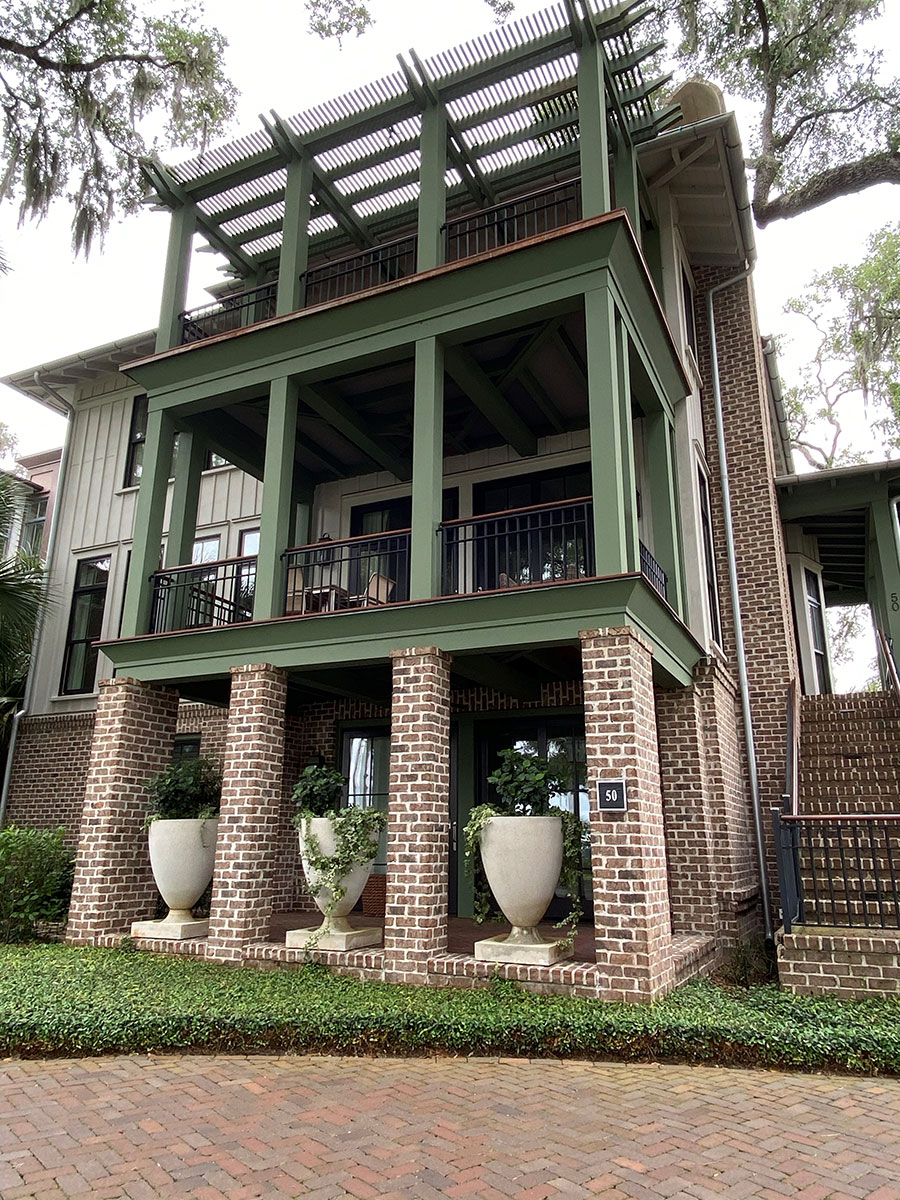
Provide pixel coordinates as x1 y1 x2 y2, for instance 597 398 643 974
353 572 395 607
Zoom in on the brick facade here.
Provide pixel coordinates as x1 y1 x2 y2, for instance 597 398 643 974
207 664 289 962
66 678 179 944
800 692 900 815
581 628 674 1000
778 928 900 999
4 712 94 845
383 646 452 984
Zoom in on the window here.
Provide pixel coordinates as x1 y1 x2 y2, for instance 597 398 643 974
805 568 832 694
172 735 201 761
681 265 697 355
192 536 221 564
20 496 47 556
205 450 228 470
698 467 723 647
123 395 180 487
238 528 260 557
61 556 111 694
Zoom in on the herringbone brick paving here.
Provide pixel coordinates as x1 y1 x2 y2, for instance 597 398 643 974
1 1056 899 1199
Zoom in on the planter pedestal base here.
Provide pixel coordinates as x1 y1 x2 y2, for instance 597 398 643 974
474 932 573 965
285 924 381 951
131 917 210 940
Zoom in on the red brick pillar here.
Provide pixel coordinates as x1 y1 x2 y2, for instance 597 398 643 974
655 684 719 935
206 663 288 962
581 628 673 1000
383 646 451 984
67 678 179 945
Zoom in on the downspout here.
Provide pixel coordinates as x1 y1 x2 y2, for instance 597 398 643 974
706 265 775 945
0 375 74 830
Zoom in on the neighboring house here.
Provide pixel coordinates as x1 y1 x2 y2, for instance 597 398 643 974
3 5 897 1000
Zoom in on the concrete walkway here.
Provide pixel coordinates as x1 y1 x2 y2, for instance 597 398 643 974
2 1055 900 1199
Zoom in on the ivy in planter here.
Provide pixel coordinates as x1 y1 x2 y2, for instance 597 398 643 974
292 765 387 943
463 748 585 947
143 758 222 829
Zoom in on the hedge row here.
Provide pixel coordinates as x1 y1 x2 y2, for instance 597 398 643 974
3 944 900 1073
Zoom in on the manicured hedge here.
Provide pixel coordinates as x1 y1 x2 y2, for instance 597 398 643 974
2 943 900 1073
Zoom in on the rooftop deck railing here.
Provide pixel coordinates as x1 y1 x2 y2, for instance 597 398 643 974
773 810 900 933
179 179 583 342
149 556 257 634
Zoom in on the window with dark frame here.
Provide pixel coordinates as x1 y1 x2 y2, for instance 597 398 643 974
172 735 202 761
20 496 47 556
697 466 723 647
805 567 832 694
60 556 111 695
125 394 225 486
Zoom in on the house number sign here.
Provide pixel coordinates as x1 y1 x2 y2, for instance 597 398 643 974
596 779 627 813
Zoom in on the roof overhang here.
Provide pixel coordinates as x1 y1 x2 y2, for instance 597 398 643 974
2 330 156 409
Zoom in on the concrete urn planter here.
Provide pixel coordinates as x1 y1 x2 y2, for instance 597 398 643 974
474 814 573 964
131 818 219 941
286 816 381 951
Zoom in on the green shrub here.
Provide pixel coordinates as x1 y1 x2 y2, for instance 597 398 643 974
0 827 74 943
144 757 221 825
291 763 345 818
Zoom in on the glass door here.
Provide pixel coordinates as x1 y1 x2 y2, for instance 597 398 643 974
342 727 390 875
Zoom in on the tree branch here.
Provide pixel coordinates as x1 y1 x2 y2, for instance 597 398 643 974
0 34 183 76
754 150 900 225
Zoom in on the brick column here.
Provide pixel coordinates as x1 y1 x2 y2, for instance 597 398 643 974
581 628 673 1000
655 684 719 935
383 646 451 984
66 678 179 945
206 664 288 962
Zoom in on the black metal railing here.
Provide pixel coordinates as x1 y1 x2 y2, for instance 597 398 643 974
773 810 900 933
281 530 410 615
444 178 581 263
149 556 257 633
440 499 594 596
303 235 418 307
639 541 667 601
180 283 277 343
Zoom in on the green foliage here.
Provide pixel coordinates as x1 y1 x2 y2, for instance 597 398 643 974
0 828 73 943
143 757 221 826
5 943 900 1074
1 1 238 254
297 806 387 929
656 0 900 223
784 222 900 462
291 763 345 819
304 0 512 42
463 749 585 946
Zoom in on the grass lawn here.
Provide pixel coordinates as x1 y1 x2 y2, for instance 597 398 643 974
2 943 900 1072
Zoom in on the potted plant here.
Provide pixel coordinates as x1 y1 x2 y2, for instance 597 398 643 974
285 764 387 951
464 748 583 964
130 757 221 941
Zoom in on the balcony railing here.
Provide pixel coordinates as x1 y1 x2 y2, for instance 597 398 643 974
179 179 583 342
180 282 276 344
149 556 257 634
281 530 410 615
440 498 594 596
444 178 582 263
640 541 668 602
773 810 900 933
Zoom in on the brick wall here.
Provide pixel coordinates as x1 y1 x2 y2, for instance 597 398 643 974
4 713 94 844
778 928 900 998
694 268 798 845
383 647 451 984
66 678 179 944
800 693 900 815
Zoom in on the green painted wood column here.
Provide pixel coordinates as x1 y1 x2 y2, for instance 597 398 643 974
577 39 611 218
585 286 638 577
410 337 444 599
276 157 314 316
872 493 900 651
156 207 196 353
120 407 175 637
164 429 204 568
614 145 640 242
254 376 300 620
417 101 448 272
646 412 684 616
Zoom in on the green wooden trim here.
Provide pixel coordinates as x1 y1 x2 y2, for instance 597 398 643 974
410 337 445 600
646 411 683 617
871 495 900 651
616 313 640 574
444 345 538 458
614 144 640 240
165 428 204 568
120 408 175 637
778 469 900 520
156 208 196 353
577 39 611 217
178 411 265 482
100 575 700 688
254 376 300 620
299 382 411 480
277 157 314 316
416 100 448 272
585 286 629 575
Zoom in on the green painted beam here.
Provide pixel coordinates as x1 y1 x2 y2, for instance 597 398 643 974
208 186 286 225
156 207 196 353
577 38 612 217
871 495 900 652
416 98 448 273
494 319 562 390
100 574 700 688
178 411 266 482
444 345 538 458
165 428 204 568
184 148 284 204
778 470 900 520
276 156 314 316
120 408 175 638
451 654 542 701
299 383 411 480
521 367 567 434
410 337 444 600
255 376 300 620
646 411 684 618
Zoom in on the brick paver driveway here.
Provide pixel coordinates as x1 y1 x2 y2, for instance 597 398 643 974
2 1056 899 1200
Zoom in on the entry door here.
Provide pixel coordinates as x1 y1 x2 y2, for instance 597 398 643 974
342 727 390 875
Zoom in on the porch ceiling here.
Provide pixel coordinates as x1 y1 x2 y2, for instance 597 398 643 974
144 1 680 277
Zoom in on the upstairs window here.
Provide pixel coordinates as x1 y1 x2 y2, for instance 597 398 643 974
124 395 148 488
698 467 722 648
20 496 47 556
61 556 111 695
